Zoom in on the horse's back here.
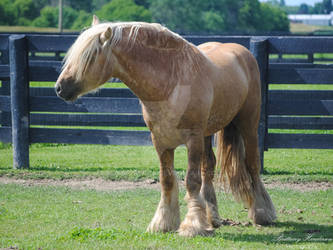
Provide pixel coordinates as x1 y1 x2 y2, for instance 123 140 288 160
198 42 261 134
198 42 258 81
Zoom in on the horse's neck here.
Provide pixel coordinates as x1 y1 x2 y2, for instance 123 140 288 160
112 37 190 102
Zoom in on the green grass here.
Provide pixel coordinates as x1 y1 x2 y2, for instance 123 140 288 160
0 184 332 249
0 143 332 183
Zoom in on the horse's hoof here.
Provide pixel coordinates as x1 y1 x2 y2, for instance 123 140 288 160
211 217 224 228
249 208 275 226
178 221 214 237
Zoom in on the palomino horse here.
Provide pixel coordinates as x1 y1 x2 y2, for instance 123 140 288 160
55 16 276 237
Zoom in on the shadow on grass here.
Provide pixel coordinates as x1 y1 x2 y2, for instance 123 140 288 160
218 221 333 245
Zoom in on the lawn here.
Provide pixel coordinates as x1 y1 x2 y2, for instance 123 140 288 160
0 183 332 249
0 143 332 183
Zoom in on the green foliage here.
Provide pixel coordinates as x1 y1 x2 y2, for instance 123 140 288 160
32 6 58 28
296 0 332 14
238 0 262 32
0 0 16 25
71 11 93 30
97 0 152 22
150 0 289 33
66 0 93 12
32 5 89 30
1 0 290 33
260 3 290 32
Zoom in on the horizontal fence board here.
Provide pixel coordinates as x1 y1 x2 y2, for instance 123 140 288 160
0 65 9 79
29 87 135 98
268 66 333 84
28 35 76 52
267 133 333 149
269 90 333 100
31 113 146 127
0 95 10 112
268 90 333 116
30 128 152 145
268 100 333 116
0 35 9 51
268 116 333 130
30 96 142 113
0 127 11 143
29 60 62 81
0 112 11 127
268 37 333 54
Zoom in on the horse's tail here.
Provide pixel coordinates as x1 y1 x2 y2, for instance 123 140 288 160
215 123 254 208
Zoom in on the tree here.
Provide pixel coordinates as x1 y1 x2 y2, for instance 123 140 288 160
97 0 152 22
13 0 40 25
0 0 16 25
32 6 58 28
299 3 310 14
150 0 208 33
238 0 262 32
260 3 289 32
312 2 324 14
323 0 332 14
32 5 79 29
202 11 225 32
71 11 92 30
65 0 93 13
134 0 151 8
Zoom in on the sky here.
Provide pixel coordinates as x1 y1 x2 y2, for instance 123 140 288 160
260 0 322 6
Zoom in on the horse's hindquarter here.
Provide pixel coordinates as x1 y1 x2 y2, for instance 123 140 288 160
198 42 260 135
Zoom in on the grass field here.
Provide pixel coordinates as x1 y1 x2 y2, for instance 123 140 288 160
0 183 332 249
0 143 332 183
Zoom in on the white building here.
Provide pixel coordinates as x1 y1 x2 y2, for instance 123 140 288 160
288 12 333 26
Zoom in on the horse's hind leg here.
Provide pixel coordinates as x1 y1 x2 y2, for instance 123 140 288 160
200 136 223 228
147 136 180 233
233 111 276 225
238 125 276 225
178 132 213 237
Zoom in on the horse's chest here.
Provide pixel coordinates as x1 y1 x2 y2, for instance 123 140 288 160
141 85 193 145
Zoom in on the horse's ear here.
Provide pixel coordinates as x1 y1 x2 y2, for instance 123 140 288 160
100 27 112 44
92 15 100 26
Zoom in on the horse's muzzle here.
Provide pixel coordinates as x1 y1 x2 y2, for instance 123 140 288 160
55 81 79 102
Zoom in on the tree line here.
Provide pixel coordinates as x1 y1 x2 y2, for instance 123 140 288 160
0 0 290 34
268 0 333 15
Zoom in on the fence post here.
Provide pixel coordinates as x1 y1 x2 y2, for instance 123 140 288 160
250 38 269 173
9 35 30 169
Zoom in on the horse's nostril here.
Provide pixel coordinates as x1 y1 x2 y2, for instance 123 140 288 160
55 84 61 94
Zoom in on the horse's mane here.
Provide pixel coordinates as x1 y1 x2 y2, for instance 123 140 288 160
63 22 200 81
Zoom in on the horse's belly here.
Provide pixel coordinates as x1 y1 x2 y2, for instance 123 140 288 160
205 110 237 136
205 89 247 136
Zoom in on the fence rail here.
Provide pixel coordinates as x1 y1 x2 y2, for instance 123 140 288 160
0 34 332 169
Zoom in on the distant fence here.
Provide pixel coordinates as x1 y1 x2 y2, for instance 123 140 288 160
0 34 332 169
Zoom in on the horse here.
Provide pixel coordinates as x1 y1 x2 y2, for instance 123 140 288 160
55 15 276 237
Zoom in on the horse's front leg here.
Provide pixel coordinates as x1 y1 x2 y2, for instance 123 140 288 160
178 132 214 237
200 136 223 228
147 137 180 233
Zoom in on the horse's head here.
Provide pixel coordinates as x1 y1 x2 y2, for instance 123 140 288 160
55 16 115 101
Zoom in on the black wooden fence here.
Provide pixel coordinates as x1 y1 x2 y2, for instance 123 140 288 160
0 34 332 169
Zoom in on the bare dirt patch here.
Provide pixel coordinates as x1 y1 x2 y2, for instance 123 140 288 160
0 177 332 192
